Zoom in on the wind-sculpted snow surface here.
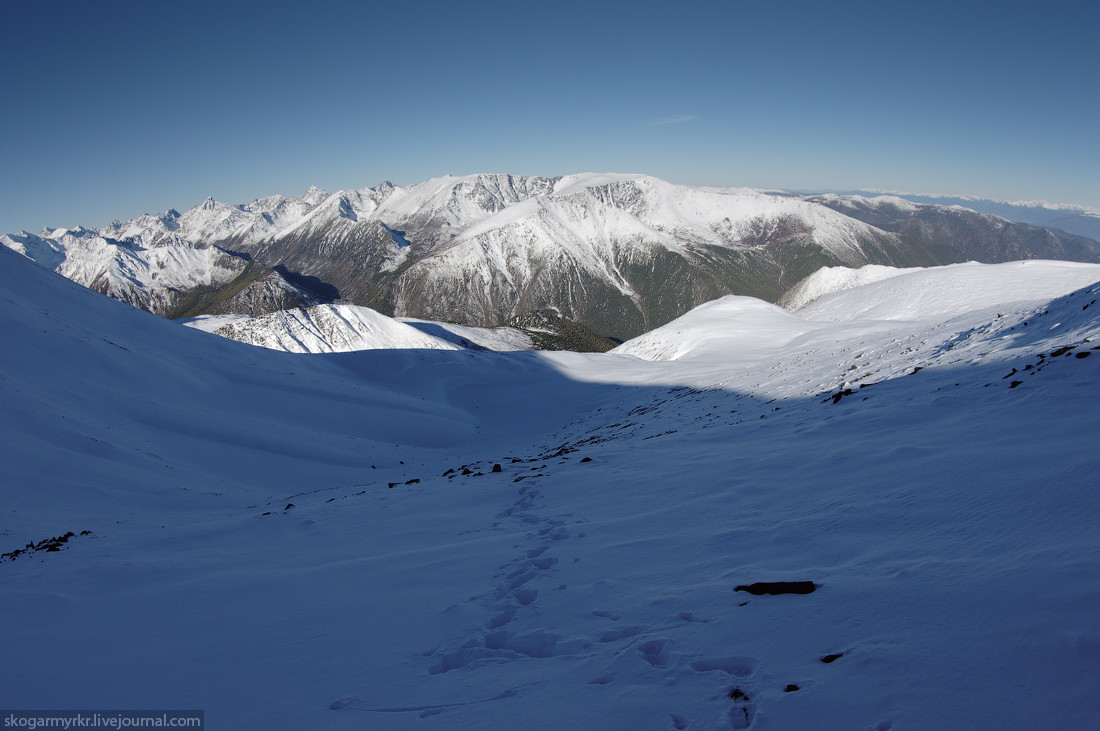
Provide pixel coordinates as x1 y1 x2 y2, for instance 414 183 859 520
3 248 1100 729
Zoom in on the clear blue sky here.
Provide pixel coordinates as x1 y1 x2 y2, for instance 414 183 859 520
2 0 1097 234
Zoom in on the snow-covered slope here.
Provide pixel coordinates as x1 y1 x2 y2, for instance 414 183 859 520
397 318 535 352
4 249 1100 729
185 304 462 354
611 296 826 363
0 226 316 318
776 263 912 310
792 260 1100 321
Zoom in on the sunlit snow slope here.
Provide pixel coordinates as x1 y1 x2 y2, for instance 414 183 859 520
181 307 535 354
184 304 462 354
3 247 1100 730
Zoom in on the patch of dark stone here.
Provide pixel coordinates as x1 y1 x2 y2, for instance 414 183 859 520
1077 351 1091 358
3 530 92 561
823 388 855 405
820 653 844 664
1009 381 1023 389
492 464 502 473
784 684 800 692
284 503 294 510
729 688 749 701
580 457 593 463
735 581 818 596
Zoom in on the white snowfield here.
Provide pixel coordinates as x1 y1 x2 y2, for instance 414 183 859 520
3 247 1100 730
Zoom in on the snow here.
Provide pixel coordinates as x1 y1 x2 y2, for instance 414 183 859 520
179 305 536 354
778 264 924 311
397 318 535 352
176 313 253 333
3 246 1100 729
192 304 463 354
611 296 826 363
794 260 1100 321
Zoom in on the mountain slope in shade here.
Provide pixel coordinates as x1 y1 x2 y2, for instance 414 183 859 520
3 248 1100 728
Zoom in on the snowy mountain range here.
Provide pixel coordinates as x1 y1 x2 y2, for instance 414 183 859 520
0 222 318 318
7 173 1098 340
4 242 1100 728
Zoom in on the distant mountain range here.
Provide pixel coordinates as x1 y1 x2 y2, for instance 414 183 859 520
809 189 1100 242
5 173 1099 341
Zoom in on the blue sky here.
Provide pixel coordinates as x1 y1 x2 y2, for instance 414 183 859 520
2 0 1097 234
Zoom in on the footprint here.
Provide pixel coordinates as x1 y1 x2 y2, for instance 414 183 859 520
529 556 558 570
496 568 536 597
638 639 671 668
670 713 690 729
512 588 538 606
727 688 756 729
592 610 621 621
486 607 517 629
482 629 562 658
